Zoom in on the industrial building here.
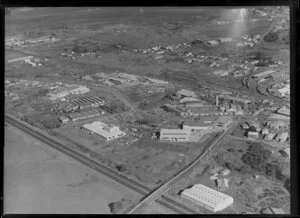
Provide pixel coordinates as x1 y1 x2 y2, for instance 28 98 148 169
7 56 33 63
68 109 101 121
182 121 212 131
276 106 290 117
264 133 275 141
275 132 288 142
176 89 197 98
181 184 234 212
218 37 233 43
206 40 220 46
184 101 206 108
252 70 276 78
280 148 290 159
216 94 251 107
179 97 202 103
162 104 187 117
72 96 105 110
160 129 191 142
48 85 90 100
83 121 125 141
247 131 259 139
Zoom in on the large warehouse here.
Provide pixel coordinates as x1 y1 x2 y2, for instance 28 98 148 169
181 184 234 212
83 121 125 141
160 129 191 142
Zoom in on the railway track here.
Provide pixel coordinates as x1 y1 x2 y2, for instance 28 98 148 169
5 115 197 214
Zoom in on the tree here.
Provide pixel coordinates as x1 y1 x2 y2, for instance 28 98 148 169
108 201 123 214
264 32 279 42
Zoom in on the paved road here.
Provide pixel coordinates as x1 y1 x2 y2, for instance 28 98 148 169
128 121 239 214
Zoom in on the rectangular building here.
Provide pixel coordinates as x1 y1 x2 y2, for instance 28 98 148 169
181 184 233 212
264 133 275 141
275 132 288 142
160 129 191 142
247 131 259 139
252 70 276 78
177 89 197 98
72 96 105 110
277 106 290 117
68 110 100 121
83 121 125 141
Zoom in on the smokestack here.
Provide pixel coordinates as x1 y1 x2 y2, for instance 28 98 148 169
216 95 219 106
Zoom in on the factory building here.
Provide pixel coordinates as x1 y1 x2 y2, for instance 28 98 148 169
276 106 290 117
206 40 220 46
68 110 101 121
181 184 234 212
184 101 206 108
216 94 251 107
83 121 125 141
264 133 275 141
247 131 259 139
252 70 276 78
179 97 202 103
275 132 288 142
48 85 90 100
162 104 187 117
176 89 197 98
7 56 33 63
182 121 212 131
72 96 105 110
160 129 191 142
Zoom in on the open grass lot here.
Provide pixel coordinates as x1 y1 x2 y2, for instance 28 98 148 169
4 125 141 214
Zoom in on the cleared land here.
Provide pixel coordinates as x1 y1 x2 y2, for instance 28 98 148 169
4 125 141 214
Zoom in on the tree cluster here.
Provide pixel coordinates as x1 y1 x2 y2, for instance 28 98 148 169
263 32 279 42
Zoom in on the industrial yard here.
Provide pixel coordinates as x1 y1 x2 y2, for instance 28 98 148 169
5 6 290 215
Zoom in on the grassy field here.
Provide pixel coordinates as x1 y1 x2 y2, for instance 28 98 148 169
4 125 141 214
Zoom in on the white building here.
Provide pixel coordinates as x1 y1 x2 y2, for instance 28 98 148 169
160 129 191 142
277 106 290 117
49 85 90 100
265 133 275 141
206 40 220 46
177 89 197 98
179 97 202 103
261 128 269 135
83 121 125 141
182 121 212 131
7 56 33 63
275 132 288 142
247 131 259 139
181 184 234 212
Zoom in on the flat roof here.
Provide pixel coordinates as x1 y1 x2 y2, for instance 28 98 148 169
161 129 191 134
252 70 276 78
177 89 197 97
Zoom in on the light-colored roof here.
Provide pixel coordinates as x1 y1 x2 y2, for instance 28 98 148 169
181 184 233 211
267 114 290 120
177 89 197 97
252 70 276 78
83 121 122 138
161 129 191 134
270 207 285 214
277 106 290 116
180 97 202 103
